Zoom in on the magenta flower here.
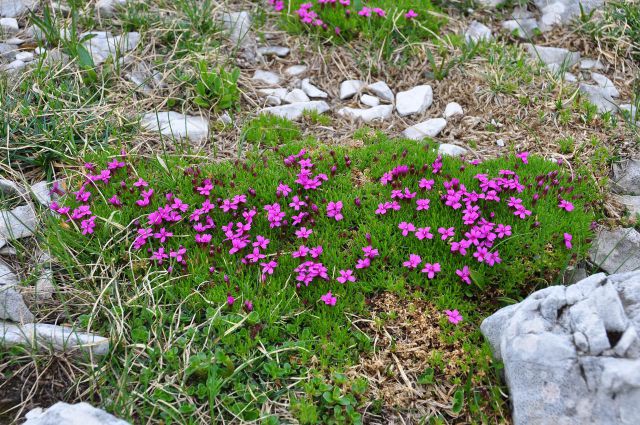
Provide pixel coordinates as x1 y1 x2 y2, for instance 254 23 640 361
403 254 422 270
416 199 430 211
358 7 371 17
151 247 169 264
227 295 235 306
362 245 379 259
195 233 212 244
169 246 187 263
398 221 416 236
456 266 471 284
253 235 270 250
292 245 310 258
277 182 292 197
438 227 455 240
327 201 344 221
405 9 418 19
516 152 529 164
321 291 337 306
558 199 574 212
564 233 573 250
154 227 173 243
495 224 512 238
133 178 148 188
336 269 356 284
415 227 434 240
260 260 278 275
309 245 323 258
289 196 307 211
445 309 463 325
355 258 371 269
421 262 441 279
419 179 434 190
80 216 96 235
244 300 254 311
295 227 313 239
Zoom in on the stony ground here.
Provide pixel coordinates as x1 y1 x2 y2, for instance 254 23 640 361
1 0 639 423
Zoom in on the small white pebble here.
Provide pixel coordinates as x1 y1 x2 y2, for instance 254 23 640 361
496 139 505 147
15 51 34 62
360 94 380 107
443 102 464 119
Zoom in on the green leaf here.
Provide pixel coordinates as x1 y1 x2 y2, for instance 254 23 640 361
451 389 464 414
418 368 434 385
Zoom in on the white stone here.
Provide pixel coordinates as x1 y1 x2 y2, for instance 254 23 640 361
578 83 618 114
220 11 251 44
284 88 310 104
481 270 640 425
501 18 539 39
1 58 24 72
589 228 640 274
524 44 580 67
580 58 605 70
0 322 109 356
402 118 447 140
591 72 619 98
24 402 130 424
360 94 379 107
443 102 463 119
0 259 34 323
438 143 468 157
612 159 640 196
261 101 330 121
0 17 18 34
257 45 289 57
620 104 637 122
0 178 24 197
30 181 51 206
82 31 140 65
337 105 393 123
14 51 33 62
0 0 38 17
95 0 127 17
0 204 37 249
265 95 280 106
258 88 287 100
285 65 307 77
140 112 209 142
464 21 492 43
252 69 281 85
496 138 505 147
5 36 23 44
539 2 565 32
366 81 394 102
475 0 505 7
34 251 55 300
564 72 577 82
339 79 364 100
301 78 328 99
395 85 433 117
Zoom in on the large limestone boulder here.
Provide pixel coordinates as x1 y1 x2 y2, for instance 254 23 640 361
481 271 640 425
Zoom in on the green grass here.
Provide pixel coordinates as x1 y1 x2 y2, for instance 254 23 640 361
41 135 599 423
278 0 446 59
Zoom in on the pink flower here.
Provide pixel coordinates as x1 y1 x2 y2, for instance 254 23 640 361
419 179 434 190
321 291 337 306
151 247 169 264
403 254 422 270
358 7 371 17
80 216 96 235
261 260 278 275
398 221 416 236
456 266 471 284
170 246 187 263
195 233 212 244
133 178 148 188
289 195 307 211
421 262 441 279
373 7 385 17
309 245 323 258
496 224 512 238
295 227 313 239
292 245 310 258
445 309 463 325
416 199 430 211
564 233 573 250
336 269 356 284
154 227 173 243
558 199 574 212
405 9 418 19
362 245 379 259
438 227 455 240
415 227 433 240
516 152 529 164
355 258 370 269
277 183 292 197
253 235 270 250
244 300 254 311
227 296 235 306
327 201 344 221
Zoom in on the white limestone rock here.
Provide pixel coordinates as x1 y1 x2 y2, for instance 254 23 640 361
620 104 637 122
464 21 492 43
140 111 209 143
252 69 281 86
0 259 34 323
339 79 364 100
257 45 289 57
360 94 379 107
366 81 394 102
615 195 640 217
24 402 130 424
437 143 468 157
591 72 620 98
95 0 127 17
524 43 580 67
395 85 433 117
125 61 166 94
612 159 640 196
0 17 18 34
402 118 447 140
301 78 328 99
443 102 463 119
1 58 24 72
501 18 539 39
0 204 37 249
284 88 310 104
589 228 640 274
285 65 307 77
220 11 256 64
481 270 640 425
0 0 38 17
580 58 605 70
30 181 51 206
82 31 140 66
578 83 618 114
14 51 33 62
337 105 393 123
261 101 330 121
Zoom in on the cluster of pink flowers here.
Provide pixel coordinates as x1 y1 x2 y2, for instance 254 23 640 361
270 0 421 35
54 147 583 327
